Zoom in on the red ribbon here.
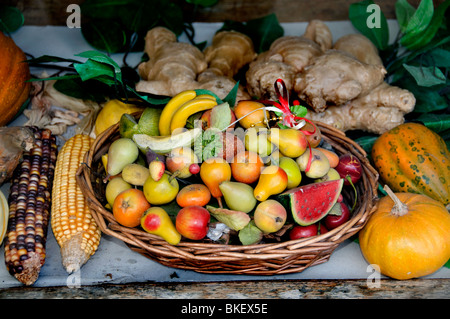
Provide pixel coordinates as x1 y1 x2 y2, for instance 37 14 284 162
259 79 317 172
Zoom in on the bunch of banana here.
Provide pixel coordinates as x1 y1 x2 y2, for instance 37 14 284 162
158 90 217 136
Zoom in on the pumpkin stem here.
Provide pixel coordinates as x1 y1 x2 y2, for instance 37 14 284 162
383 185 409 216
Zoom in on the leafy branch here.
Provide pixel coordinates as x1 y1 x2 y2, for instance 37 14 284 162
349 0 450 150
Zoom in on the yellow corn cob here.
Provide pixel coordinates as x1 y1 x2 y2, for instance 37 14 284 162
51 134 101 274
4 127 58 285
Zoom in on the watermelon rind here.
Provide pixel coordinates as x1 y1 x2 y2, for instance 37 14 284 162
278 179 344 226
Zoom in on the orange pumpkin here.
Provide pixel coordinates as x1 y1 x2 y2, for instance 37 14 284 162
0 31 31 126
359 186 450 280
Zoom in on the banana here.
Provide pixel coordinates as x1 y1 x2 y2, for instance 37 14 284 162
159 90 197 136
169 98 218 133
133 128 202 155
195 94 217 101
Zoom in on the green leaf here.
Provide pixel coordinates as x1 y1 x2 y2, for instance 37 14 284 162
159 1 184 36
427 48 450 68
194 89 224 104
400 0 450 50
349 0 389 50
210 102 232 130
81 19 127 53
222 81 239 107
53 78 109 102
354 135 379 155
0 5 24 33
403 64 446 87
26 55 81 65
403 0 434 36
119 0 160 33
74 59 117 82
76 50 122 82
395 0 416 33
395 74 448 113
245 13 284 53
81 0 135 19
416 113 450 133
238 221 263 245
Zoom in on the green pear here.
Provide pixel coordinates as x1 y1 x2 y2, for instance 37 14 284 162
219 181 257 213
279 156 302 189
244 127 273 157
105 176 132 207
107 138 139 176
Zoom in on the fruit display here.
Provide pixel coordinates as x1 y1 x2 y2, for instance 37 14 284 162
3 4 450 285
92 87 366 250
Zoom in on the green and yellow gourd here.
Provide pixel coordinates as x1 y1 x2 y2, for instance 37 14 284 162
371 122 450 207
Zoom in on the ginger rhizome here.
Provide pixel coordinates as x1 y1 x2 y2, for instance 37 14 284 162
136 27 256 103
136 21 415 134
245 22 415 134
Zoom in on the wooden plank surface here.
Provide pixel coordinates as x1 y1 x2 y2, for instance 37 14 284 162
1 279 449 299
3 0 401 26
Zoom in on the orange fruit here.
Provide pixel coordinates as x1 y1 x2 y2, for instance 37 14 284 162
176 184 211 207
113 188 150 227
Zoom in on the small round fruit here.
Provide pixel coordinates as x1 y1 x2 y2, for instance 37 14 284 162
324 202 351 230
289 224 318 240
113 188 150 227
231 151 264 184
199 157 231 198
143 173 179 205
105 176 132 207
176 184 211 207
253 199 287 233
335 154 362 185
234 100 269 129
176 206 210 240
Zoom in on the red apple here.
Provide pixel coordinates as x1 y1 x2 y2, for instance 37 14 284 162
323 202 350 230
175 205 210 240
335 154 362 185
318 223 328 234
289 224 318 240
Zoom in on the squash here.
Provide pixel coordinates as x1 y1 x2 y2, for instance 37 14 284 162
0 189 8 245
371 122 450 207
0 31 31 126
359 185 450 280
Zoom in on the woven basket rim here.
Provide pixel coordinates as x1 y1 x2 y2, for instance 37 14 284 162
76 118 379 275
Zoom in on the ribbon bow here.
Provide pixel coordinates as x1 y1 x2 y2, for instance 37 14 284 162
260 79 316 134
260 79 317 172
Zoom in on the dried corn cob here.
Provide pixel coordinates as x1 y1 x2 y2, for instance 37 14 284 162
4 127 57 285
51 134 101 274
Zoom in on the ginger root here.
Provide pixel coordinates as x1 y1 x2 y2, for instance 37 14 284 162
197 30 257 101
294 50 386 112
136 27 256 104
136 27 208 96
246 20 330 100
305 83 416 134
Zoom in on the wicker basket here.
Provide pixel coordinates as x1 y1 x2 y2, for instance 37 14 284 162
76 119 379 275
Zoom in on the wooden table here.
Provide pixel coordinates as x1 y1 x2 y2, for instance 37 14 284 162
1 278 449 298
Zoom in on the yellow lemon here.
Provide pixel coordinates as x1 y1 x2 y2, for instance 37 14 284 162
95 99 142 136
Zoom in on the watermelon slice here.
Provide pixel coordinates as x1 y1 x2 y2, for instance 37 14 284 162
277 179 344 226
